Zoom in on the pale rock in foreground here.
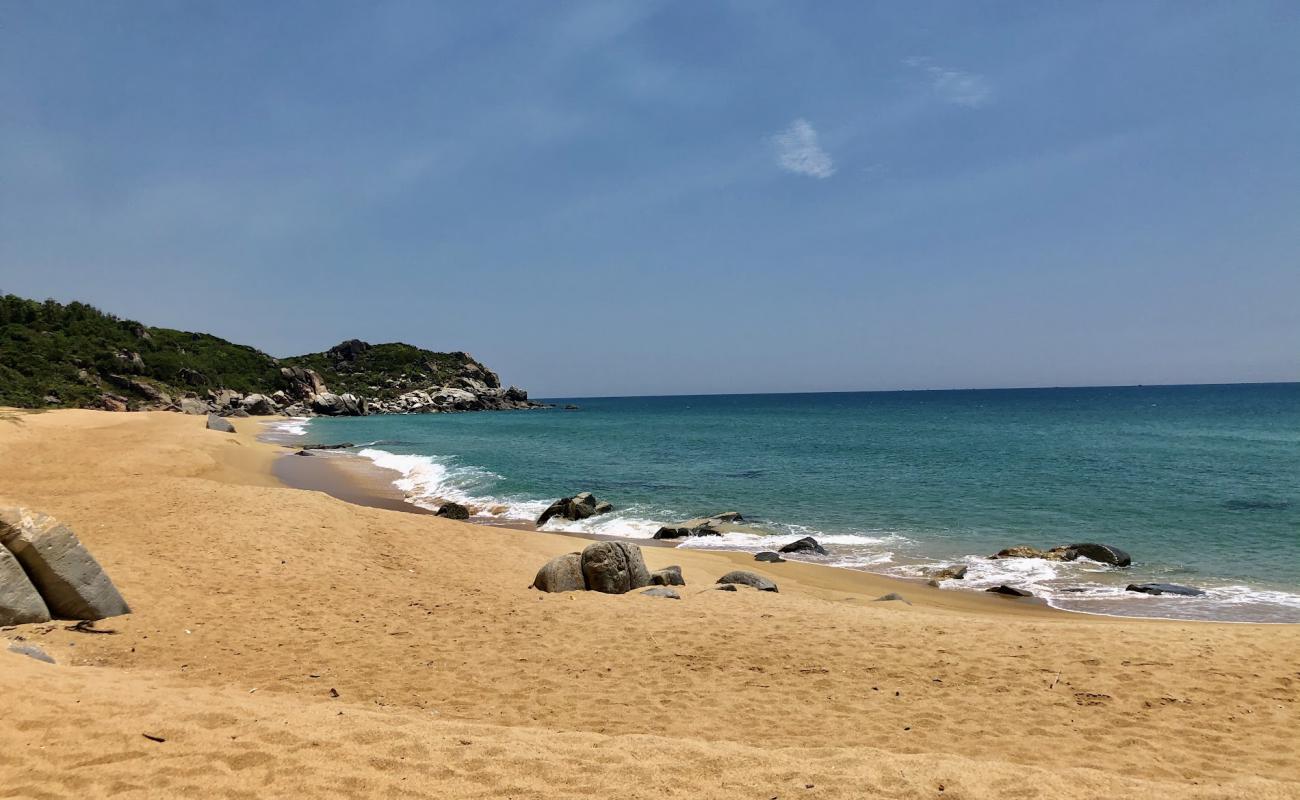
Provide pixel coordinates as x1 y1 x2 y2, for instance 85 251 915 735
716 571 778 592
0 543 51 625
580 541 651 594
0 507 130 620
531 553 586 593
206 413 236 433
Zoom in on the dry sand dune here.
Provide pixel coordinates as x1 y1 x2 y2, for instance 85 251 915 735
0 410 1296 798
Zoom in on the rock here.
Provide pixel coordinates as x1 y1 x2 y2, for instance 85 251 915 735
652 512 744 539
435 502 470 520
310 392 347 416
649 566 684 586
98 394 129 412
928 565 968 581
281 367 329 399
536 492 613 526
301 442 355 451
641 587 680 599
991 545 1077 562
985 585 1034 597
504 386 529 402
579 542 651 594
708 512 743 523
779 536 827 556
531 553 586 593
328 339 371 361
716 571 778 592
652 526 698 540
206 413 236 433
754 551 786 563
563 404 580 411
1068 543 1132 567
0 507 130 620
874 592 912 604
7 643 54 664
178 397 209 415
707 583 738 592
227 408 250 418
1125 583 1205 597
241 394 276 415
0 544 51 626
294 450 313 457
210 388 243 409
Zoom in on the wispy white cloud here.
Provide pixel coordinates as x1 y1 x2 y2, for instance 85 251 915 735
904 56 993 108
772 118 835 179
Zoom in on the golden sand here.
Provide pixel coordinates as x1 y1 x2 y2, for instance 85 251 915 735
0 409 1296 798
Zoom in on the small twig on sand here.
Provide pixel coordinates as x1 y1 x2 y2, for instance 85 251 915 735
1049 671 1061 690
64 620 117 635
142 733 166 743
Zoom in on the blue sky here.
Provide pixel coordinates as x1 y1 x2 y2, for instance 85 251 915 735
1 1 1297 397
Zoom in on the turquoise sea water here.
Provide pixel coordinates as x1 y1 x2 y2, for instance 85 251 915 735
283 384 1300 622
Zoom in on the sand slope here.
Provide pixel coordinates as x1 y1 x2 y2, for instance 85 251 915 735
0 410 1296 799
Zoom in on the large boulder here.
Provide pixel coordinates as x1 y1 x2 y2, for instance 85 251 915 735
178 396 210 415
531 553 586 593
0 544 51 626
649 565 685 586
779 536 827 555
991 545 1076 561
986 585 1034 597
206 413 236 433
580 542 651 594
651 513 744 539
240 394 276 416
310 392 348 415
1126 583 1205 597
281 366 329 399
716 570 778 592
1068 543 1131 567
536 492 613 526
435 502 470 520
0 508 130 620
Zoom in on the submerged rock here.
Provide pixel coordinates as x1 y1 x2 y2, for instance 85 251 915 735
779 536 827 556
716 571 778 592
928 565 968 581
531 553 586 593
0 507 130 620
1068 543 1132 567
1126 583 1205 597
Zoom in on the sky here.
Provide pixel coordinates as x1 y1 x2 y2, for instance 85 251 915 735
1 1 1298 398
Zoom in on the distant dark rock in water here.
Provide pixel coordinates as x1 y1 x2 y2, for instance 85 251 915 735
717 570 778 592
435 502 470 520
754 551 786 563
206 413 236 433
1068 543 1131 567
874 593 911 605
294 450 313 457
536 492 613 526
986 585 1034 597
991 545 1071 561
563 404 580 411
653 526 696 540
301 442 355 451
779 536 827 556
1223 498 1292 511
1126 583 1206 597
650 566 685 586
641 587 680 599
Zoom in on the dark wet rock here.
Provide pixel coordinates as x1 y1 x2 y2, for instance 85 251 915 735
580 542 651 594
536 492 613 526
1125 583 1205 597
504 386 529 402
531 553 586 593
0 507 131 620
435 502 470 520
779 536 827 556
754 551 786 563
641 587 681 599
294 450 313 457
991 545 1078 562
985 585 1034 597
707 583 738 592
874 593 912 605
649 566 685 586
928 565 968 581
1067 543 1132 567
653 525 702 540
716 571 778 592
1223 498 1291 511
206 413 236 433
563 404 580 411
328 339 371 361
301 442 355 451
7 643 54 664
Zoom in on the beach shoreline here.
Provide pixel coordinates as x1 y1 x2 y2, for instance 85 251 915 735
1 408 1297 799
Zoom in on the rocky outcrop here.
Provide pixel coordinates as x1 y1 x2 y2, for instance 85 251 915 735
651 512 747 539
1126 583 1205 597
435 502 470 520
649 566 685 586
928 565 968 581
178 396 210 415
990 543 1131 567
580 542 651 594
536 492 613 527
206 413 236 433
240 394 276 416
0 508 130 620
0 544 51 626
716 571 778 592
531 553 586 593
779 536 827 556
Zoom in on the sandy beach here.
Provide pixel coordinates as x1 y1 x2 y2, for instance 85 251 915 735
1 409 1296 799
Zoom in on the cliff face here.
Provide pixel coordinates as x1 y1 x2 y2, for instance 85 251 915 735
0 294 541 416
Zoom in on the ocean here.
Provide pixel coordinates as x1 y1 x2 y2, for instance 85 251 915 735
272 384 1300 623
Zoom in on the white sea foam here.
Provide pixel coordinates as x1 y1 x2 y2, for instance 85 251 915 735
268 417 312 437
355 447 545 519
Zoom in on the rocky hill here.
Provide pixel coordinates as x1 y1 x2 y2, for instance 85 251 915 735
0 294 542 417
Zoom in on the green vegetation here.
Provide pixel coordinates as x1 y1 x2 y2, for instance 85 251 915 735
0 294 491 409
